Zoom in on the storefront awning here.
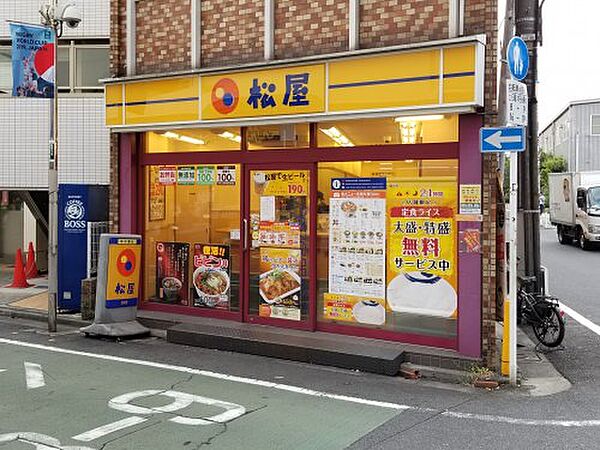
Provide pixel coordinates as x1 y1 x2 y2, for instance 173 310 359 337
104 35 485 131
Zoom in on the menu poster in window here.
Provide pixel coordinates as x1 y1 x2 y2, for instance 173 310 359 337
328 178 387 299
148 166 165 221
155 242 190 305
258 221 301 248
386 181 458 319
191 244 230 310
197 166 216 185
253 170 308 196
158 166 176 185
177 166 196 185
216 165 237 185
259 247 302 321
323 293 386 325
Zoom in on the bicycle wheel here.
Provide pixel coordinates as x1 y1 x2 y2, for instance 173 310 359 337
532 305 565 347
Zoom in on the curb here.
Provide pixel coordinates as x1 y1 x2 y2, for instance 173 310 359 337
0 306 90 328
516 327 571 397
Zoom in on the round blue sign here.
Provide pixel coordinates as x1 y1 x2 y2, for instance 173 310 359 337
507 36 529 81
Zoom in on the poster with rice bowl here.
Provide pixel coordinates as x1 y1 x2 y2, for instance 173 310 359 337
192 243 231 310
155 242 190 305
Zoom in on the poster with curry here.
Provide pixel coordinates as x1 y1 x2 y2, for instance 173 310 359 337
259 247 302 321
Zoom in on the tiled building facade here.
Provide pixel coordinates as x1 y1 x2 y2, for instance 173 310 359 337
107 0 499 368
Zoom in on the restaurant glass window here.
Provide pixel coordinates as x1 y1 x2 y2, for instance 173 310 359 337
317 160 459 339
247 124 310 150
317 115 458 147
145 128 242 153
143 164 241 312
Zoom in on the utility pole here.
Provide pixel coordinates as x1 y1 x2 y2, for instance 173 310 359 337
515 0 541 290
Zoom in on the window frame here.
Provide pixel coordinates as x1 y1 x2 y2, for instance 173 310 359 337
590 114 600 136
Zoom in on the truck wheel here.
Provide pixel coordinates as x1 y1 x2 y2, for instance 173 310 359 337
577 228 591 250
558 226 571 245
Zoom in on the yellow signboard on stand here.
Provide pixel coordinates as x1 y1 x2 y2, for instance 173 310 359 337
105 237 142 308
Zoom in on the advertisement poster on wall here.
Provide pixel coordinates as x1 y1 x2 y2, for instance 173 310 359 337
386 181 457 319
325 178 387 325
259 247 302 321
191 244 230 310
328 178 387 298
155 242 190 305
158 166 177 185
148 166 166 221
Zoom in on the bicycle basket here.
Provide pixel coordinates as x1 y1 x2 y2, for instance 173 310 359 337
533 301 554 319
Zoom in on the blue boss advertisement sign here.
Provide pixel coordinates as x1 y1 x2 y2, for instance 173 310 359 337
9 22 55 98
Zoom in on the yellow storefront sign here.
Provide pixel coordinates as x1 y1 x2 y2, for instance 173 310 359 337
201 64 325 120
105 38 484 127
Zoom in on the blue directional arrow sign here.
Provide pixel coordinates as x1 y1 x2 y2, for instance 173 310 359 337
480 127 525 153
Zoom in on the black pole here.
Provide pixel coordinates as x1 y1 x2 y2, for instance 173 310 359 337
515 0 541 290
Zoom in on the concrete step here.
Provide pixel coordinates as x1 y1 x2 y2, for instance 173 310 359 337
167 321 406 376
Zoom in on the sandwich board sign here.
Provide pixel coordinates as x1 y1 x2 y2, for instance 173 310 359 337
81 234 149 337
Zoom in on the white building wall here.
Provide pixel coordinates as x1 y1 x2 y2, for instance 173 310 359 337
0 0 109 38
0 96 109 189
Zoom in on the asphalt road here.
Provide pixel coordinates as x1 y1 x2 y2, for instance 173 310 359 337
1 311 600 449
539 228 600 389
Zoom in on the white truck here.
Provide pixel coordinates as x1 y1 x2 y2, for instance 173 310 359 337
549 171 600 249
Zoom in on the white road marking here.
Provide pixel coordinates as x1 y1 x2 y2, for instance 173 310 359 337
108 389 246 425
24 362 45 389
1 337 599 428
559 302 600 337
0 431 95 449
72 417 147 443
443 411 600 427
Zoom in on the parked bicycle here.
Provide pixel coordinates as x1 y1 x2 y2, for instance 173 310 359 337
517 276 565 347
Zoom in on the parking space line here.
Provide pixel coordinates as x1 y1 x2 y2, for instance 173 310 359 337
559 302 600 336
72 416 148 442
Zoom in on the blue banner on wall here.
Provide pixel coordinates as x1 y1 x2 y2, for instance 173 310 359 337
9 22 55 98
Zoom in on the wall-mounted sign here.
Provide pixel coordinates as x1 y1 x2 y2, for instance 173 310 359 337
459 184 482 215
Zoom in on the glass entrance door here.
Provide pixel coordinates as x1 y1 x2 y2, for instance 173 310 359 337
244 166 313 328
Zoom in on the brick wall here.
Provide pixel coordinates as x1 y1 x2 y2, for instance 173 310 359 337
201 0 264 68
465 0 499 368
359 0 449 49
274 0 348 59
109 0 125 76
136 0 191 74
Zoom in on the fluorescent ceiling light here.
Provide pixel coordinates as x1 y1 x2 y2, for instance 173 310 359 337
320 126 354 147
218 131 242 143
394 114 445 123
161 131 205 145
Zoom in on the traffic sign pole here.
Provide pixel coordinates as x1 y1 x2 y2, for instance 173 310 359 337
508 151 518 385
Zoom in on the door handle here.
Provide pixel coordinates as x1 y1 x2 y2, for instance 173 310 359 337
243 218 249 251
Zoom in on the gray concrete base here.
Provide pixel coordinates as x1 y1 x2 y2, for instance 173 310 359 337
80 320 150 338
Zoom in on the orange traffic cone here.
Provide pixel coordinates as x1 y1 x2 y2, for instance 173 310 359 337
25 241 38 279
5 248 32 288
